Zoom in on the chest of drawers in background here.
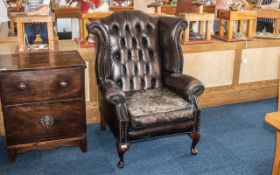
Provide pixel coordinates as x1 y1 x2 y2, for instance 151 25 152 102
0 51 87 162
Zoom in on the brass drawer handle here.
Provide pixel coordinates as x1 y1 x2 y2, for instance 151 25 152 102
59 80 68 88
40 115 54 128
17 82 26 91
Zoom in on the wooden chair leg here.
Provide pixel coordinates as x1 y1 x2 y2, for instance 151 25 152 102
116 142 129 168
100 114 107 131
190 132 200 155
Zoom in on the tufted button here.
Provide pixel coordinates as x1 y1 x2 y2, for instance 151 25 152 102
114 50 121 61
134 63 138 75
112 24 119 32
149 50 154 59
138 50 143 61
130 78 133 90
142 36 148 47
135 23 141 32
122 64 127 75
132 37 137 48
120 37 126 48
127 50 132 60
152 78 156 88
140 78 145 88
117 80 122 88
146 63 151 74
146 23 152 32
125 24 130 32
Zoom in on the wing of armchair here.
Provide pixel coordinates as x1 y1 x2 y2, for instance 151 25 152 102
88 10 204 168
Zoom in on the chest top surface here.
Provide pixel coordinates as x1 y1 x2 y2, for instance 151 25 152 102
0 50 86 72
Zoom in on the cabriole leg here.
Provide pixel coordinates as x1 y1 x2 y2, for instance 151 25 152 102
116 142 129 168
100 114 107 131
190 132 200 155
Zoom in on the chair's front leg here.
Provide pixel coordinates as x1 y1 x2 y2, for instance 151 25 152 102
116 141 130 168
189 105 201 155
190 132 200 155
100 113 107 131
114 103 129 168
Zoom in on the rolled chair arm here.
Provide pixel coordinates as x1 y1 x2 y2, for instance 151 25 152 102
165 73 204 108
99 80 126 105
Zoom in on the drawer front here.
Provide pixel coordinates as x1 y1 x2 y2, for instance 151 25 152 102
3 100 86 145
1 67 84 105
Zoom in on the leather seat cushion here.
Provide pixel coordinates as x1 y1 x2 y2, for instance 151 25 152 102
126 88 194 129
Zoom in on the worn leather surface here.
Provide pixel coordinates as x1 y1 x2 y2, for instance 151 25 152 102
89 11 203 144
99 80 126 104
128 122 195 141
126 88 193 129
165 73 205 103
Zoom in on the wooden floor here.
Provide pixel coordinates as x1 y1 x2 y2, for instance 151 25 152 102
0 37 279 136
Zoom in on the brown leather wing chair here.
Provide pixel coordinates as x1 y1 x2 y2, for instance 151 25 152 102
88 11 205 168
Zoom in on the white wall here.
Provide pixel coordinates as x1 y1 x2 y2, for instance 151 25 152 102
71 18 79 39
56 18 80 39
56 18 72 32
0 0 9 23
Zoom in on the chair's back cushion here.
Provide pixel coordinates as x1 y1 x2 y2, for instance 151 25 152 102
98 11 162 92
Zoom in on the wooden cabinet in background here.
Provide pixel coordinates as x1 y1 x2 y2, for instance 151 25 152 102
0 51 87 163
50 0 81 18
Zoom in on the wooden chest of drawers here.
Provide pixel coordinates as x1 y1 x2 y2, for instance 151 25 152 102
0 51 87 162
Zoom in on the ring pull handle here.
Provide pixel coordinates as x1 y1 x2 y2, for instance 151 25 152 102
59 80 68 88
17 82 26 91
40 115 54 128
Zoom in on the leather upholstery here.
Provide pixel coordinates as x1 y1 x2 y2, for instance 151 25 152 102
99 80 126 104
165 73 205 106
88 11 204 151
126 88 193 129
91 11 162 92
